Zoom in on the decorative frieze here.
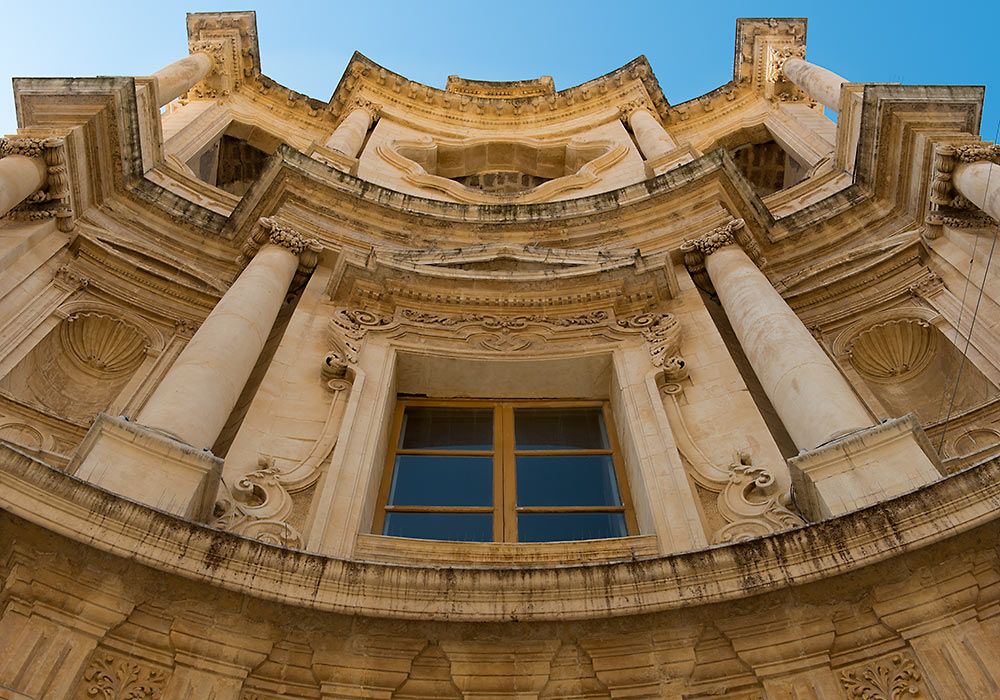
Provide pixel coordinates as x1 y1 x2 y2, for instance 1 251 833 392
839 653 924 700
82 653 166 700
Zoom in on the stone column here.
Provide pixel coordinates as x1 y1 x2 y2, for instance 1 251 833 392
950 144 1000 222
139 218 315 449
152 52 213 106
683 219 871 451
323 100 380 158
781 57 848 112
622 103 677 162
0 138 48 218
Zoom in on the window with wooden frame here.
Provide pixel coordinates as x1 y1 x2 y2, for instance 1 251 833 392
375 399 638 542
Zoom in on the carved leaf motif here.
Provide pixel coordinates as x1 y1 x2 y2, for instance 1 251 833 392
840 654 923 699
83 654 165 700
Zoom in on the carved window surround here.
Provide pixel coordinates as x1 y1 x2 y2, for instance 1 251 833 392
376 135 628 203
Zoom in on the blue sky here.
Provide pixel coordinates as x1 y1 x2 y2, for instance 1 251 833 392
2 1 997 141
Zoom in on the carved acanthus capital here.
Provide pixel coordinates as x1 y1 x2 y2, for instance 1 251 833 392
684 218 745 257
351 98 382 120
767 45 807 83
0 137 73 230
618 99 652 123
927 144 1000 231
238 218 322 268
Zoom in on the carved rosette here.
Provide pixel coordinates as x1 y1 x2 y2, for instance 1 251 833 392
839 653 924 700
0 136 73 231
82 653 166 700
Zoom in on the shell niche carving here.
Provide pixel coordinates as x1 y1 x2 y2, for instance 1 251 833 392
61 312 150 375
847 318 935 382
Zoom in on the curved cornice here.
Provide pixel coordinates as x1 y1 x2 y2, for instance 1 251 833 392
1 442 998 622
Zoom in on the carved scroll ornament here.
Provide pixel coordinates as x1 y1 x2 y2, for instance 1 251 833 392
616 312 681 367
212 458 303 548
839 653 924 700
659 373 804 543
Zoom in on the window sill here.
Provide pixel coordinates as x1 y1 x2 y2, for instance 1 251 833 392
353 533 659 567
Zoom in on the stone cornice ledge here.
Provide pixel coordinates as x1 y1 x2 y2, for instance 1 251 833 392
1 442 998 621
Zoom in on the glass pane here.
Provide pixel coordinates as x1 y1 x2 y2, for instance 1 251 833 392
399 406 493 450
517 512 627 542
513 407 609 450
388 455 492 506
384 512 493 542
516 455 621 506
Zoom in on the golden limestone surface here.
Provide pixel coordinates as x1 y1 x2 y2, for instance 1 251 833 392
1 11 1000 699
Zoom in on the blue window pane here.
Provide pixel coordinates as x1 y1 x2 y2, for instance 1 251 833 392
513 407 609 450
389 455 492 506
516 455 621 506
517 513 627 542
399 407 493 450
384 512 493 542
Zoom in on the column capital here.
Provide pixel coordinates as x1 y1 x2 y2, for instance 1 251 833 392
238 217 322 268
618 99 654 123
680 219 764 295
768 46 807 83
350 97 382 120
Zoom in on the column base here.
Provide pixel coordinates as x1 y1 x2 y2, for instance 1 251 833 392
308 141 358 175
67 414 222 521
788 414 945 521
646 144 699 177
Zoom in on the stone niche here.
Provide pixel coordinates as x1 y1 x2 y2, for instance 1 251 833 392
845 317 994 423
0 311 154 425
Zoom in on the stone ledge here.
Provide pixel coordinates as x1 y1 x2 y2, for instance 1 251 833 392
1 441 998 621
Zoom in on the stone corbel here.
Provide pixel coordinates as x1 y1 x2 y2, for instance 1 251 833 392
657 370 804 544
927 144 1000 234
680 218 764 295
0 137 73 231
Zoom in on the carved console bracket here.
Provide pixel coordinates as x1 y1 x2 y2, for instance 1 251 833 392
927 143 1000 233
658 372 804 544
0 137 73 231
615 313 682 367
212 457 303 548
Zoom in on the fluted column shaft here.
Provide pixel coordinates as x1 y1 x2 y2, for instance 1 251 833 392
782 57 848 112
139 222 309 449
626 107 677 162
153 52 213 106
0 153 46 218
323 103 378 158
953 160 1000 222
689 220 872 450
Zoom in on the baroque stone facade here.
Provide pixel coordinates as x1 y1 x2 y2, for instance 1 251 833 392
1 12 999 699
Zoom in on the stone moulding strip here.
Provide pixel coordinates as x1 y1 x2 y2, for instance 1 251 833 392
1 442 999 621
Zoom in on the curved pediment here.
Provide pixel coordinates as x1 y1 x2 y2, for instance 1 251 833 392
378 136 628 203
